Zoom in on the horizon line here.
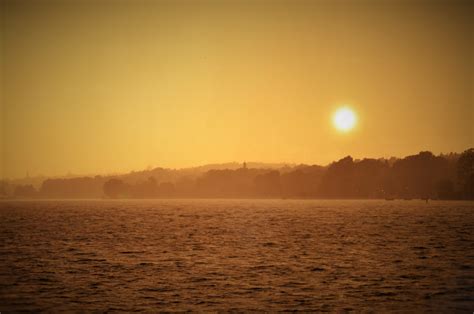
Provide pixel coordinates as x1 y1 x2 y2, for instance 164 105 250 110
2 148 470 181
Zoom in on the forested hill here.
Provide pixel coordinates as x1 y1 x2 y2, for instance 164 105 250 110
2 149 473 200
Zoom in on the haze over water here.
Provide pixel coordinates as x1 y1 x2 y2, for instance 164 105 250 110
1 199 473 312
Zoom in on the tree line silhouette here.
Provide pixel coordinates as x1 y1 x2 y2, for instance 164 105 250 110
1 148 473 200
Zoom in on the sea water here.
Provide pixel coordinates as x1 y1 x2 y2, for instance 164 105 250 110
0 199 473 311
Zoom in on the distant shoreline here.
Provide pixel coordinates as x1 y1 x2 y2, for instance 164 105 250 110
1 198 473 202
3 149 473 201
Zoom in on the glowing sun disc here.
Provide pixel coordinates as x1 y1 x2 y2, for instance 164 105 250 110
333 107 357 131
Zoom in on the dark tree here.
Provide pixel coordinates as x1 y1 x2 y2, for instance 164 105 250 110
281 166 324 198
320 156 355 198
132 177 159 198
254 170 281 198
41 177 106 198
103 178 130 198
457 148 474 199
436 179 455 200
158 182 176 198
391 151 450 199
14 185 37 198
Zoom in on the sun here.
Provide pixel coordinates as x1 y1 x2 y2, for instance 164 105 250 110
333 106 357 132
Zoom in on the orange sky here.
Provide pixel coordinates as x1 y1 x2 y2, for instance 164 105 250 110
1 0 473 178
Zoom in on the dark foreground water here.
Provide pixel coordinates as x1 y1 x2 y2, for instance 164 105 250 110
0 199 473 312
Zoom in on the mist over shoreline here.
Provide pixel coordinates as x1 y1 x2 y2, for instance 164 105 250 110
2 148 473 200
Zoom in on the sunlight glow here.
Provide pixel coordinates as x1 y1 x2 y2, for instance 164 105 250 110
333 107 357 132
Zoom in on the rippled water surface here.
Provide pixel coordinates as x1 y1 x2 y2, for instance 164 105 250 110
0 199 473 312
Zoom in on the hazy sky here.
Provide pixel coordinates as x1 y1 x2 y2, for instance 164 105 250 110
1 0 473 178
